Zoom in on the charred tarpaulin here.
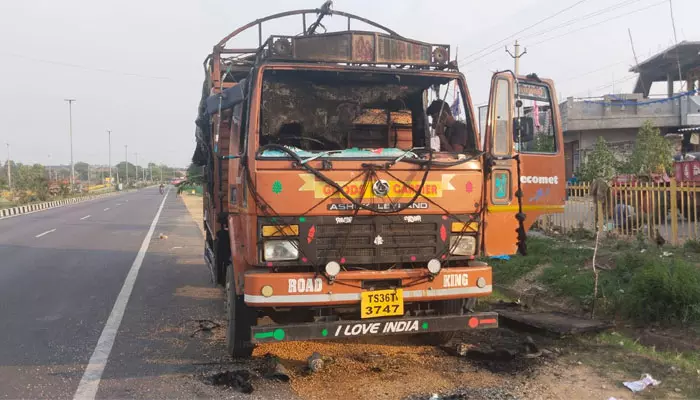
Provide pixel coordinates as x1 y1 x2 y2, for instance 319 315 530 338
260 79 414 150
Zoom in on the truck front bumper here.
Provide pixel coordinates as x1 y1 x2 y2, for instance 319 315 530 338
251 312 499 343
243 266 492 307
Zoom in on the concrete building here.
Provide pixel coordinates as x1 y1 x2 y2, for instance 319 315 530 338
561 41 700 179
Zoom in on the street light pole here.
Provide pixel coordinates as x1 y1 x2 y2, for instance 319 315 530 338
125 145 129 185
5 143 11 191
107 130 112 185
64 99 76 188
134 152 139 182
48 154 52 181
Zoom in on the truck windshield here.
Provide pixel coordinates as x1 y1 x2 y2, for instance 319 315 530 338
258 69 477 158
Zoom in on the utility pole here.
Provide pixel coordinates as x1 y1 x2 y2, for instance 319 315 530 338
64 99 76 188
160 164 163 182
5 143 11 191
134 152 139 182
505 40 527 76
87 163 91 192
48 154 52 181
125 145 129 185
149 163 153 182
107 130 112 185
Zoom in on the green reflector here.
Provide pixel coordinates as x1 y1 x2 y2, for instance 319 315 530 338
421 322 429 330
321 329 328 337
273 328 285 341
254 331 274 339
299 217 306 222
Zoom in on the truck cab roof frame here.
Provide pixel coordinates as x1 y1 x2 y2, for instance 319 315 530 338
215 6 402 51
210 4 454 75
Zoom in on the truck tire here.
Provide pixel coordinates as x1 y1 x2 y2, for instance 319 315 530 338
424 298 477 346
225 263 255 358
214 231 230 286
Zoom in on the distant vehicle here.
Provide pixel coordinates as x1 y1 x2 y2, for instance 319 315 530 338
170 178 183 185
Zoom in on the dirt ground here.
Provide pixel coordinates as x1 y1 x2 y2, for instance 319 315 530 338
181 193 205 238
178 195 682 400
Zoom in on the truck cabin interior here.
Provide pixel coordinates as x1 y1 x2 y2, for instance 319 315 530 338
258 69 477 155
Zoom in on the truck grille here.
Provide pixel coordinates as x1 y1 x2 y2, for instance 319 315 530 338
311 216 443 264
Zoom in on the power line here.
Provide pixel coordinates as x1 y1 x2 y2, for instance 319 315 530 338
0 52 178 81
571 74 637 97
529 0 666 47
520 0 643 41
559 60 630 83
458 0 589 65
461 0 657 68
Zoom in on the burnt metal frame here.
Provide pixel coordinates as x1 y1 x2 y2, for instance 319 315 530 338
208 7 453 89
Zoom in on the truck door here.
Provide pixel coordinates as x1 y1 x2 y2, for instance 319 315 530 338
482 72 520 256
482 73 566 257
512 78 566 228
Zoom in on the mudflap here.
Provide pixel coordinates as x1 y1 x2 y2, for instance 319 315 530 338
251 312 499 343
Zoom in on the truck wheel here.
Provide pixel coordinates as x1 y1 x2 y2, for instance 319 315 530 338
424 298 477 346
225 263 255 358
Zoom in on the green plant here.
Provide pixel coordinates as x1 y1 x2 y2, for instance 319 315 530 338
579 136 618 182
683 240 700 254
629 120 674 176
623 259 700 324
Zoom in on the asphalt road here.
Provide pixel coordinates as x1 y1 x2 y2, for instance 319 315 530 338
0 188 293 399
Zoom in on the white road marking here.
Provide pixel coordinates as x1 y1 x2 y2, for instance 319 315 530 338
80 215 91 220
35 229 56 238
73 188 169 400
116 203 122 207
103 208 110 211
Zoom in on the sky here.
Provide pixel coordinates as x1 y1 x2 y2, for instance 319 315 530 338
0 0 698 167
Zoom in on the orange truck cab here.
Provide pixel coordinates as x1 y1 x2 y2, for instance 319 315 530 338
192 5 566 357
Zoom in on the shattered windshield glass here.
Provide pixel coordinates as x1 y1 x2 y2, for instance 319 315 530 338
258 69 477 158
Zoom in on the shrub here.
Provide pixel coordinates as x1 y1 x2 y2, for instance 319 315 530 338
623 259 700 324
683 240 700 254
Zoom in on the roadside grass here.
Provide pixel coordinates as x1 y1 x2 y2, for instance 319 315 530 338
0 189 116 211
597 331 700 373
489 237 552 285
493 232 700 325
575 331 700 398
487 233 700 396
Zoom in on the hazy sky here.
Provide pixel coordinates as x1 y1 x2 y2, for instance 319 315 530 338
1 0 698 167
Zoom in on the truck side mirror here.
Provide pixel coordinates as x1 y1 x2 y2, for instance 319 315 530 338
204 78 247 116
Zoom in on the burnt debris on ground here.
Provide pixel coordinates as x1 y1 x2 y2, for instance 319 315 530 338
204 369 254 394
405 387 520 400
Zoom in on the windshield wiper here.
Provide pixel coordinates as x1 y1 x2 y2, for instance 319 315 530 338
299 150 343 165
385 147 423 168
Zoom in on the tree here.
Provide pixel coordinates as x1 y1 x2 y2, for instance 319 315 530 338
74 162 89 181
115 161 137 182
628 120 673 176
579 136 617 182
185 162 204 185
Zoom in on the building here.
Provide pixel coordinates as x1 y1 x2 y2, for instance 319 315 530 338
561 41 700 179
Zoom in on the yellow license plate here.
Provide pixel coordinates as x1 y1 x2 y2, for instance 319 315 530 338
360 289 404 319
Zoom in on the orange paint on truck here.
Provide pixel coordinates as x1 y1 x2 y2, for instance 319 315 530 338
195 5 565 357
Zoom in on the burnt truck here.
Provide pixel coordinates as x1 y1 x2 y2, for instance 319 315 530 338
193 5 566 357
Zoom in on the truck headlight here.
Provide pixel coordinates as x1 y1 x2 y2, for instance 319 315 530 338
449 236 476 256
263 240 299 261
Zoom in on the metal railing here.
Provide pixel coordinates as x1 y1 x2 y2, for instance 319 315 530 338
537 179 700 244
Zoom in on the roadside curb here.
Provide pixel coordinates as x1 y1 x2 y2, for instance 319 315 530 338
0 190 124 219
